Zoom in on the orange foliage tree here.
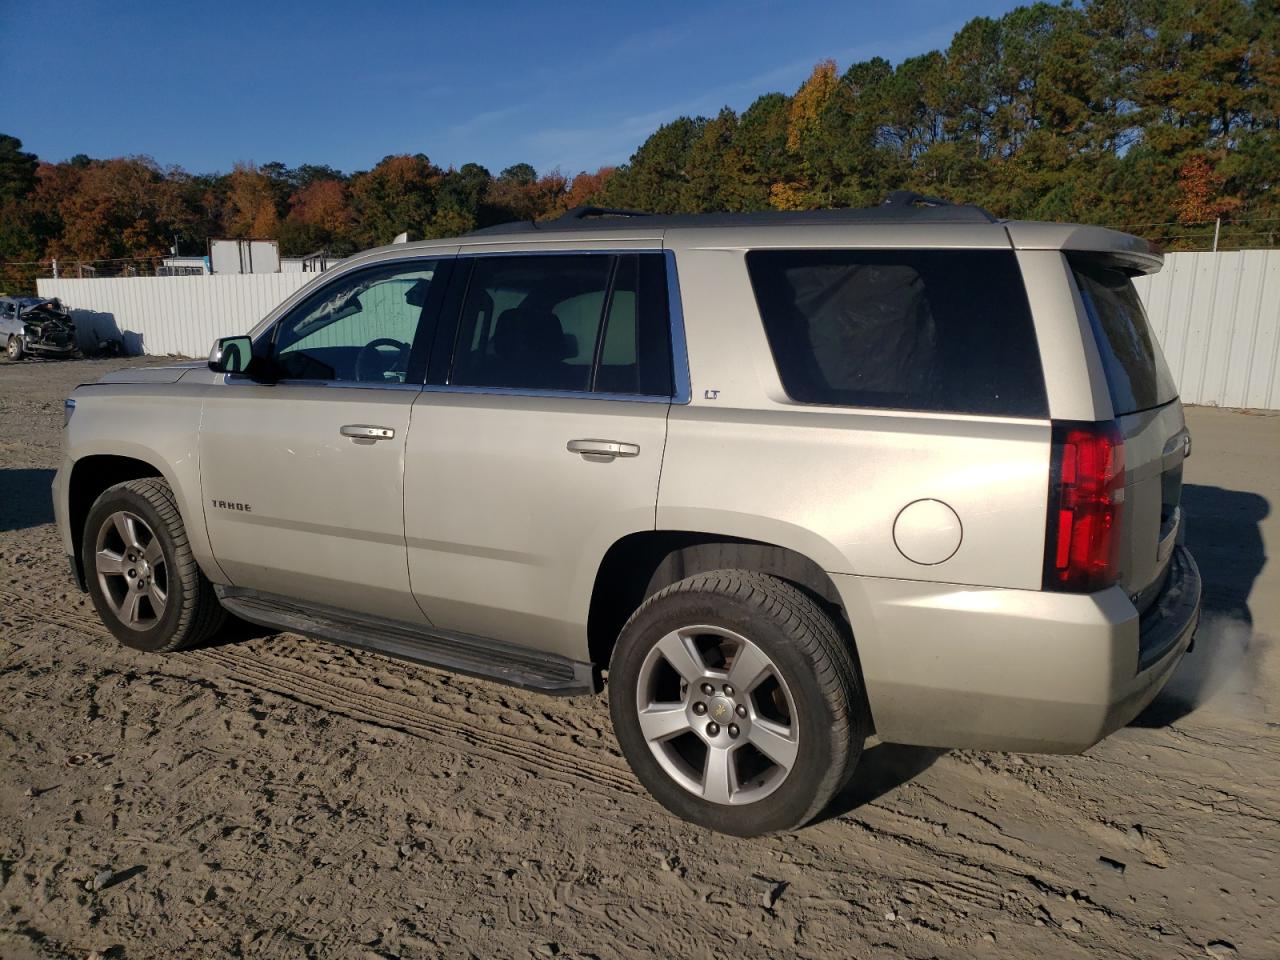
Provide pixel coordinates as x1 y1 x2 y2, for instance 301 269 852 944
1175 155 1240 224
225 163 280 238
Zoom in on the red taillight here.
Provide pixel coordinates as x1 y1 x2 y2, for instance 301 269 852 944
1044 421 1125 592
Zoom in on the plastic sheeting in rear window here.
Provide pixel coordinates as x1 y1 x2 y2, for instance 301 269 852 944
745 249 1048 417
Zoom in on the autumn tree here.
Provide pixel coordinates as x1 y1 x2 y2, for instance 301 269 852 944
787 59 839 154
348 154 440 246
290 179 351 233
485 164 566 222
1175 154 1241 224
278 178 353 255
562 167 615 209
224 163 280 238
42 157 189 262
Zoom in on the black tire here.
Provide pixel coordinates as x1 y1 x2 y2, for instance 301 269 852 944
6 336 23 361
609 570 868 836
82 477 225 652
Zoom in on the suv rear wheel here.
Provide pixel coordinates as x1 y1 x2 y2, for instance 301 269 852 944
82 477 225 652
609 570 867 835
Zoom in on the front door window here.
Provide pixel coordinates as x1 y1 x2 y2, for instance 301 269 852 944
273 261 441 383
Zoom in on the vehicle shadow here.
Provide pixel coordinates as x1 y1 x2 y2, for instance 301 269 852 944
192 616 276 650
1131 483 1269 727
70 309 143 356
813 742 947 824
0 468 55 532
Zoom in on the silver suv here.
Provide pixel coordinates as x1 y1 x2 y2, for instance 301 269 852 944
54 197 1201 835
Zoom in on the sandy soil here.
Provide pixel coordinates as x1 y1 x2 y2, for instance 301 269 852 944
1 356 1277 960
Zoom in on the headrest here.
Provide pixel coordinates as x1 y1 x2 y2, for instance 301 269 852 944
494 306 570 360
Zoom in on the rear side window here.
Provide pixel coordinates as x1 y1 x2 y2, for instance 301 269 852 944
449 253 673 396
746 249 1048 417
1069 255 1177 416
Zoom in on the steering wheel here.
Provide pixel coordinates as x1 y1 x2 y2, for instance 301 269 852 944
354 338 410 382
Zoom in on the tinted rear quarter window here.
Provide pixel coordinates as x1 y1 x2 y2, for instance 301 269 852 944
1068 255 1177 416
746 249 1048 417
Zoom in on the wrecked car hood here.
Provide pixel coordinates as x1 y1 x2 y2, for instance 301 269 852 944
19 299 68 317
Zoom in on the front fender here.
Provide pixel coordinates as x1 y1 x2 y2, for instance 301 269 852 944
62 382 227 584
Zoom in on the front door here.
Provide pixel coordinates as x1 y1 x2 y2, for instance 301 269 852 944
199 256 453 622
404 250 678 660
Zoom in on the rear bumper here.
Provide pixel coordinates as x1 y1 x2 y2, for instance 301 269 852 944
834 546 1200 753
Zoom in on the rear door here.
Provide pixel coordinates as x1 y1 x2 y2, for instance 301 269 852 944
1069 254 1186 610
403 250 677 660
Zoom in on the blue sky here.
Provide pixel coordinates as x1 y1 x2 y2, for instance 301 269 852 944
1 0 1027 177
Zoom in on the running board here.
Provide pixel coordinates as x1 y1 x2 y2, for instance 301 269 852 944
215 587 597 696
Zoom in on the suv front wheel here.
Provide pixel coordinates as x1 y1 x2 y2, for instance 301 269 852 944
609 570 868 836
82 477 225 652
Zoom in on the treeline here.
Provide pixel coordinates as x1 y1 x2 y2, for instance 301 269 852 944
1 0 1275 290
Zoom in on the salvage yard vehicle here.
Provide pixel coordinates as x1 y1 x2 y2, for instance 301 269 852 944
53 195 1201 835
1 296 80 360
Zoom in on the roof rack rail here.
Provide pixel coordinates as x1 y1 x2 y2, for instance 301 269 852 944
881 190 954 208
555 205 651 222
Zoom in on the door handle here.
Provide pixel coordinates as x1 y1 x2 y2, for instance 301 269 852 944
341 424 395 440
567 439 640 459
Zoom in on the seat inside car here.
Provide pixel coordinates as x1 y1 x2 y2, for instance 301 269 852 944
491 305 580 389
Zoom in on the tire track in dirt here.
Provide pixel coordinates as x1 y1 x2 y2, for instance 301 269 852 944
0 588 641 802
194 646 640 797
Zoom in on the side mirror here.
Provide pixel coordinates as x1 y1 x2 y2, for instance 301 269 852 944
208 335 253 374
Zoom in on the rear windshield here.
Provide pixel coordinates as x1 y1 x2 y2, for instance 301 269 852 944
1069 255 1177 416
745 249 1047 417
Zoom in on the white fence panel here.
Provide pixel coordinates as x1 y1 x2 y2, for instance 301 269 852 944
37 273 316 359
1134 250 1280 409
34 250 1280 409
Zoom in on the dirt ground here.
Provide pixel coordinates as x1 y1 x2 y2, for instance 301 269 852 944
1 356 1276 960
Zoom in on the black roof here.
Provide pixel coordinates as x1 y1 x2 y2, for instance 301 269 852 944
468 191 1000 236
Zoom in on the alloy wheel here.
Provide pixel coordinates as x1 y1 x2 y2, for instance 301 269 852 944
94 510 168 630
634 624 799 805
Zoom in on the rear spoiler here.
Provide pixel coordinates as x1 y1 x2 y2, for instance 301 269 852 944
1005 221 1163 275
